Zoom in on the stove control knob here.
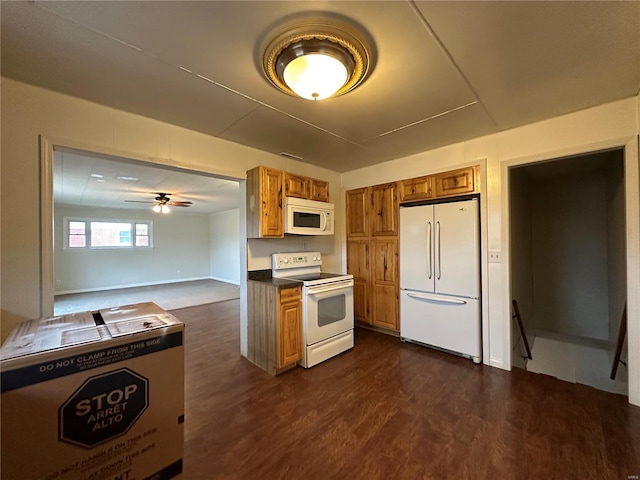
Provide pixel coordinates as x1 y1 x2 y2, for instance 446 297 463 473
283 258 289 264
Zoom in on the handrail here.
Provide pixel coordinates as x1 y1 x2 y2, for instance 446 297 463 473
610 302 627 380
512 299 532 360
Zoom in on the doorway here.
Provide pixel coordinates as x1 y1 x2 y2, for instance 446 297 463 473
509 149 627 395
49 146 241 315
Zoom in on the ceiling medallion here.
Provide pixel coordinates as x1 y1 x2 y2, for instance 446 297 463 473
262 20 371 101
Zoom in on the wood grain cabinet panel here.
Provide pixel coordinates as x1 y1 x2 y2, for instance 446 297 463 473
371 182 399 236
346 184 399 332
371 239 398 285
278 288 302 368
433 167 475 198
310 179 330 202
248 282 301 375
246 166 284 238
371 284 398 331
371 239 398 330
284 173 310 199
347 239 370 324
399 175 432 202
346 188 369 237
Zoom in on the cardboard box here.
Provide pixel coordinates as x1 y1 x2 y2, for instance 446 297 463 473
1 303 184 480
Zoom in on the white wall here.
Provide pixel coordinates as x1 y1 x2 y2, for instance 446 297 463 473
342 95 640 405
209 209 240 285
0 78 343 358
54 205 211 293
529 170 609 339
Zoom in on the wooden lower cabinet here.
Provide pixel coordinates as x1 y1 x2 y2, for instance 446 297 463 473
346 239 371 324
347 238 399 331
278 287 302 367
353 279 370 325
371 284 398 330
371 239 399 330
248 281 302 375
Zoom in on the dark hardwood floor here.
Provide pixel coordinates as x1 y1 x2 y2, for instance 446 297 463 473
171 300 640 479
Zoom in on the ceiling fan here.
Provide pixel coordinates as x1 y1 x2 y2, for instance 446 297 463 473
125 193 192 213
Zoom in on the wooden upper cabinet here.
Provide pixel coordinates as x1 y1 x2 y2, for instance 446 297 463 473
346 188 369 237
399 175 431 202
246 166 284 238
310 179 330 202
284 173 329 202
371 182 398 236
433 166 475 198
284 173 310 199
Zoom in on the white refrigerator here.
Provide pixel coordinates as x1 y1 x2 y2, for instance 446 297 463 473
399 198 481 363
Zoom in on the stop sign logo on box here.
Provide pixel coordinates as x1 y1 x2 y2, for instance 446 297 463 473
59 368 149 448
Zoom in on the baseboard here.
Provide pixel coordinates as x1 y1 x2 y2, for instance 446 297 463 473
489 358 507 370
55 276 212 295
210 276 240 286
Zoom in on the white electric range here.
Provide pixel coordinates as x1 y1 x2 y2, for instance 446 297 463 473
272 252 354 368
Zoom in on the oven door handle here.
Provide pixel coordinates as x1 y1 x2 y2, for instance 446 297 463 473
306 280 354 295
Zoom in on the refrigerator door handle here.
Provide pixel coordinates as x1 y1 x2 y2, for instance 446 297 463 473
427 221 432 279
436 221 441 280
406 292 467 305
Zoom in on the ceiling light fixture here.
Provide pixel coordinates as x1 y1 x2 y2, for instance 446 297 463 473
262 19 372 101
152 204 171 214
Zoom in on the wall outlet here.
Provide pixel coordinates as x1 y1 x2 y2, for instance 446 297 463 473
488 250 502 263
56 279 61 285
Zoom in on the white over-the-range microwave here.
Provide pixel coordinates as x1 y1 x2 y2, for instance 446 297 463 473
284 197 334 235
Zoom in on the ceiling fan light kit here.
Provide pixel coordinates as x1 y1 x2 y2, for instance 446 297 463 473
262 18 372 100
125 193 192 213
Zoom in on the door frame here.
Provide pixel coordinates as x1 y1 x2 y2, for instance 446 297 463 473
501 136 640 405
39 135 244 317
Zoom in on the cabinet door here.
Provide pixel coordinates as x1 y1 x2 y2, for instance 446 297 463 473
433 167 475 198
371 239 398 285
284 173 310 199
278 288 302 367
371 284 398 331
399 175 431 202
261 167 284 237
310 179 330 202
346 188 369 237
347 239 370 324
371 182 398 236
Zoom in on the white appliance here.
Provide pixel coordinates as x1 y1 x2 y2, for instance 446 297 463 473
272 252 354 367
399 198 482 363
284 197 334 236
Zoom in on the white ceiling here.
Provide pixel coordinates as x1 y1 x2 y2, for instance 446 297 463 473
2 1 640 176
54 150 240 214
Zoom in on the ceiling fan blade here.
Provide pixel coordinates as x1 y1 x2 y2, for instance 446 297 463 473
124 200 155 204
169 201 193 207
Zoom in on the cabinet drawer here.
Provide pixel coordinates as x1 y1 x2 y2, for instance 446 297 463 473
280 286 302 303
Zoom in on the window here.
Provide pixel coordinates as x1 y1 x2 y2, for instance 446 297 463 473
64 218 153 250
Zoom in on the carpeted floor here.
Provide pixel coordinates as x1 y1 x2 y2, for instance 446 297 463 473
54 279 240 315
